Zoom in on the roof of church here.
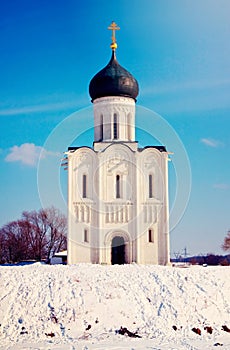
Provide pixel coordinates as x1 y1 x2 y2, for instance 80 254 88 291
89 51 139 102
68 145 167 152
89 22 139 102
139 145 167 152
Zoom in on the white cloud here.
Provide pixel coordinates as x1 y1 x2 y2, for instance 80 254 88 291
5 143 60 167
141 78 230 97
200 138 223 148
0 94 89 116
213 183 230 190
139 78 230 114
0 102 76 116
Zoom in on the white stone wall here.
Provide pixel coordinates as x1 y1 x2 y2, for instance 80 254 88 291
93 96 135 142
67 95 170 265
67 143 170 265
136 148 170 265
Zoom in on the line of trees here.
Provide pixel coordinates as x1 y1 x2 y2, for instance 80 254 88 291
0 207 67 264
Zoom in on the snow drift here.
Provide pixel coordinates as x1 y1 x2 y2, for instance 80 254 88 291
0 263 230 349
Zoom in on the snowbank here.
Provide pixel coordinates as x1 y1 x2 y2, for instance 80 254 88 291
0 263 230 349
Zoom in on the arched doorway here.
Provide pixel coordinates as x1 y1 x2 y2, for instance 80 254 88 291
111 236 126 264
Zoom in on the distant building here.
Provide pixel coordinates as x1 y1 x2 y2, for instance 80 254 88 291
51 250 67 265
66 22 170 265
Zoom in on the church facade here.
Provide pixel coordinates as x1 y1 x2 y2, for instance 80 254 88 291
67 23 170 265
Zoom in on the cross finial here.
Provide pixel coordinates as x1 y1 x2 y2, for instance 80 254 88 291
108 21 120 51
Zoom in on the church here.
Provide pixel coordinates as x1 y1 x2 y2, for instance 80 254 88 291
67 22 170 265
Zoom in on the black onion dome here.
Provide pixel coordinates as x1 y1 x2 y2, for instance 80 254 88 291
89 51 139 102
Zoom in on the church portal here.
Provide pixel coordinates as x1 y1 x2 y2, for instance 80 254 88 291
111 236 126 265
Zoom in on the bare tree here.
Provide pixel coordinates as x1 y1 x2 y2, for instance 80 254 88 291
222 230 230 252
0 221 30 263
44 207 67 261
0 207 67 263
22 210 49 261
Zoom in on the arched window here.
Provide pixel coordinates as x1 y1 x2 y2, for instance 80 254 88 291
148 229 154 243
100 114 103 141
84 229 89 243
113 113 118 140
116 174 121 198
82 174 87 198
149 174 153 198
127 113 132 141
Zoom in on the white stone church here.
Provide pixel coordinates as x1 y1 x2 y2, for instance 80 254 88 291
67 23 170 265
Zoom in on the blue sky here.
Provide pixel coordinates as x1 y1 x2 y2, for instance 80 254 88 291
1 0 230 257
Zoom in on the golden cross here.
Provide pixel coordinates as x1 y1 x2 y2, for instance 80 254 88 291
108 21 120 50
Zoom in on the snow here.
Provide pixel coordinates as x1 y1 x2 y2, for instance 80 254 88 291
0 263 230 349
